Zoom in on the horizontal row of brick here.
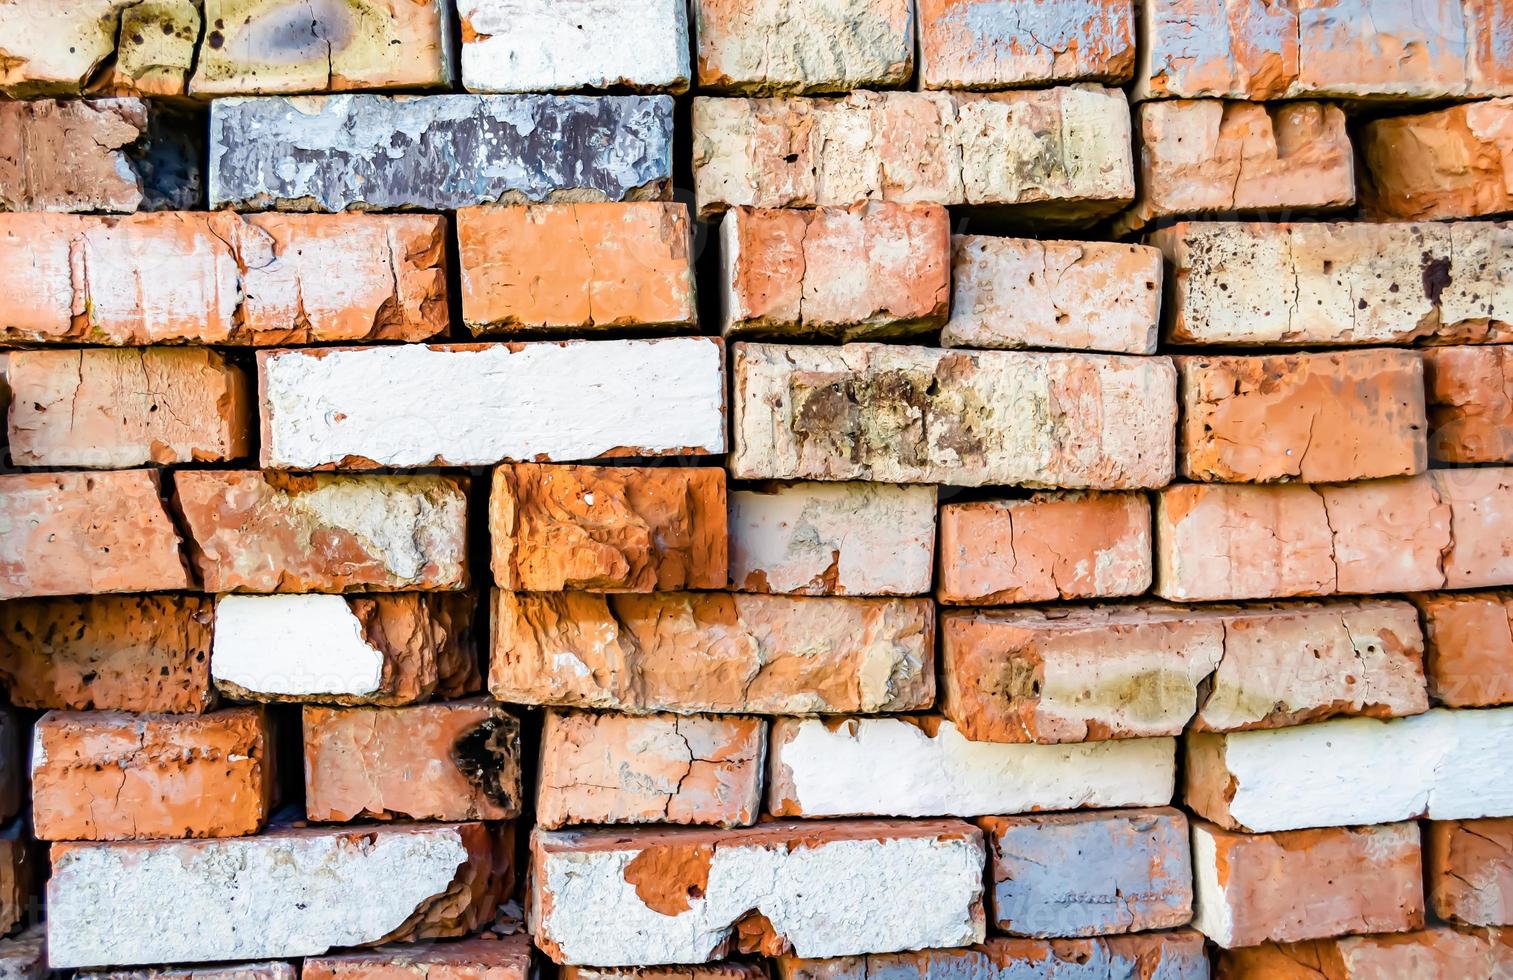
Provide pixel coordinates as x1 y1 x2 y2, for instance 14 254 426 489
7 0 1509 100
9 91 1510 225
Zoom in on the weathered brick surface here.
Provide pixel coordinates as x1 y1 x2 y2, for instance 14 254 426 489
721 204 950 340
0 99 154 212
0 470 189 600
1428 818 1513 927
918 0 1135 89
0 836 33 940
728 482 936 596
1156 471 1513 601
258 339 725 468
212 593 478 706
31 708 272 841
79 964 296 980
0 212 448 345
303 936 531 980
1191 820 1424 949
941 237 1161 354
1362 99 1513 221
937 492 1152 605
538 711 764 829
731 343 1176 488
767 717 1176 819
0 595 215 714
566 966 765 980
210 95 674 212
1425 345 1513 464
173 471 468 594
692 88 1133 220
1176 349 1427 483
0 927 45 980
1416 591 1513 707
1185 708 1513 832
1152 220 1513 347
47 823 508 967
460 0 689 93
694 0 911 93
458 203 695 335
530 821 986 965
776 932 1208 980
980 809 1191 938
304 697 520 822
1218 927 1513 979
1117 100 1354 234
490 464 726 593
6 348 249 468
490 591 933 715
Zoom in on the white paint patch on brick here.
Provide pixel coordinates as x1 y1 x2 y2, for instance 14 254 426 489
728 483 936 595
769 718 1175 817
211 595 383 699
260 339 725 468
47 827 472 967
1188 824 1234 947
459 0 690 93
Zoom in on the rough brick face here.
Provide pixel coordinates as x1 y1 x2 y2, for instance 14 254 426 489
0 99 154 212
778 933 1208 980
937 492 1152 604
537 711 764 829
303 698 521 822
31 708 272 841
304 936 531 980
490 464 726 593
1176 349 1427 483
1362 99 1513 221
732 343 1176 488
1218 928 1513 979
0 595 215 714
1424 344 1513 463
918 0 1136 89
980 808 1192 938
6 348 249 468
721 203 950 340
458 203 695 335
694 0 912 93
1416 591 1513 707
0 212 449 345
941 237 1161 354
1427 818 1513 927
490 591 933 715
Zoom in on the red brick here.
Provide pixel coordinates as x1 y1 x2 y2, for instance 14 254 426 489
0 212 448 345
303 935 531 980
937 493 1151 605
1178 349 1426 483
303 697 520 823
1217 927 1513 979
777 933 1207 980
0 595 215 714
6 348 250 468
1362 99 1513 221
490 464 726 592
1117 100 1354 234
1192 820 1424 948
567 965 764 980
1425 345 1513 464
173 470 469 594
692 0 912 94
0 471 189 600
537 711 764 829
0 99 151 213
918 0 1135 89
31 707 272 841
721 203 949 340
1415 591 1513 707
458 203 695 335
1428 818 1513 927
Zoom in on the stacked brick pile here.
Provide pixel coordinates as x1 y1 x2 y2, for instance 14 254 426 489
0 0 1512 978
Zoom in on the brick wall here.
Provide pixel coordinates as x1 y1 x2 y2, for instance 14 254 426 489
0 1 1512 977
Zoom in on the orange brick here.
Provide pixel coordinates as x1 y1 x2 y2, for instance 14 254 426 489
490 464 726 592
1425 345 1513 464
304 697 520 823
1218 927 1513 978
0 595 215 714
918 0 1135 89
0 212 448 346
458 203 695 334
721 203 950 340
1192 820 1424 948
1416 591 1513 707
6 348 250 468
1363 99 1513 221
1428 818 1513 927
1177 350 1427 483
303 935 531 980
1117 100 1354 234
938 493 1150 605
31 707 272 841
0 471 189 600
